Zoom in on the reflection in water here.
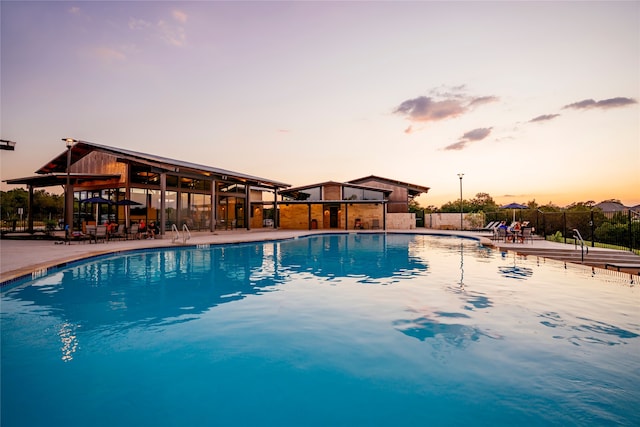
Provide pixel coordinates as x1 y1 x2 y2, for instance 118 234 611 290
58 322 79 362
278 234 429 283
498 252 533 280
2 234 431 342
393 310 500 350
459 241 465 288
2 233 639 427
539 311 639 346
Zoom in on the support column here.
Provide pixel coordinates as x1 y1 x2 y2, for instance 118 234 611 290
383 202 387 230
28 185 34 233
65 182 74 233
160 173 166 236
211 179 216 232
245 184 250 230
274 189 278 229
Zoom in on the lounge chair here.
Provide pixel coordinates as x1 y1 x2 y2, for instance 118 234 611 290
371 219 380 229
65 228 90 244
484 221 497 230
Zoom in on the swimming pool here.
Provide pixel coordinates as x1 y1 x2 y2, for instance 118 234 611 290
1 233 638 426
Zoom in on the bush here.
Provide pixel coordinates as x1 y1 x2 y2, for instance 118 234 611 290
550 231 563 242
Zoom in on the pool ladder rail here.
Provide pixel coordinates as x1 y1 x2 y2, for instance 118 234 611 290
171 223 191 244
573 228 588 263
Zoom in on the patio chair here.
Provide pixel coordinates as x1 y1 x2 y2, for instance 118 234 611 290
110 224 126 241
520 227 533 244
85 225 96 243
94 225 108 243
495 227 507 242
127 224 139 240
371 219 380 229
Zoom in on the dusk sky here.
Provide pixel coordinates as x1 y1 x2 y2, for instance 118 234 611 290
1 1 638 208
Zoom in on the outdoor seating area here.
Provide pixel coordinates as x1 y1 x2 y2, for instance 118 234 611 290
60 222 161 244
490 221 534 244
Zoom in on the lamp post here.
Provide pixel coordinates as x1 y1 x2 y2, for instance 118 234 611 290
63 138 79 234
458 173 464 230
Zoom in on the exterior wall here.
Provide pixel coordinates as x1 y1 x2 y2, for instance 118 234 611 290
423 212 485 230
310 204 324 229
279 204 310 229
278 203 417 230
387 212 416 229
72 152 127 187
345 204 383 229
323 184 341 200
346 178 408 213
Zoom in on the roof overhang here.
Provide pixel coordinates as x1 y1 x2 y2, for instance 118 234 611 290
3 173 121 188
281 181 393 200
36 140 290 189
347 175 430 196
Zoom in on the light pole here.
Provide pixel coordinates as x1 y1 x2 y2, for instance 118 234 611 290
63 138 79 235
458 173 464 230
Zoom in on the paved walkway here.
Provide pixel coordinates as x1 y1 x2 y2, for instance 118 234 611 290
1 229 636 285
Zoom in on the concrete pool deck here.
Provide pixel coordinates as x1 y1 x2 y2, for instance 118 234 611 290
1 229 638 285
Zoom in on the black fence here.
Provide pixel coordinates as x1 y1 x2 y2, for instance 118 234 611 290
0 215 63 235
484 209 640 252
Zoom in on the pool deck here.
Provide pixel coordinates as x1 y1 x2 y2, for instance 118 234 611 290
1 229 638 286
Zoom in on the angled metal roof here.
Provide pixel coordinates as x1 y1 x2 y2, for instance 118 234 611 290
280 180 393 199
347 175 430 195
35 140 290 189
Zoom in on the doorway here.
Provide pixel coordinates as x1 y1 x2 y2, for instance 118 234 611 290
329 206 339 228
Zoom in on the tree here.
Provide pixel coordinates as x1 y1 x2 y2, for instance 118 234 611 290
0 188 63 220
469 192 498 212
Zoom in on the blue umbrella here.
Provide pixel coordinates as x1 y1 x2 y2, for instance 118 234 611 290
115 199 142 206
79 196 113 204
500 203 528 222
79 197 113 224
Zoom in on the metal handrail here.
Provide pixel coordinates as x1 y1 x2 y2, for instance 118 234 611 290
573 228 588 263
171 224 180 243
182 224 191 244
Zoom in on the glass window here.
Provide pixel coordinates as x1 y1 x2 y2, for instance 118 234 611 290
131 166 160 186
343 187 361 200
164 191 177 228
363 189 384 200
343 187 384 201
166 175 179 188
296 187 321 201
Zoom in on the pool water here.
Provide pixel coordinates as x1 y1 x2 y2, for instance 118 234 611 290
2 234 639 426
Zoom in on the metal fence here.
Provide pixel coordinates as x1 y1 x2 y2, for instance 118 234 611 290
1 215 61 234
484 209 640 252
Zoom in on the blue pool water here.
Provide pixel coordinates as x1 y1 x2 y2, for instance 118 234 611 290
1 233 639 426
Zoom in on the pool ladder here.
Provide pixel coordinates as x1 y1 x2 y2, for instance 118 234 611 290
171 223 191 244
573 228 588 263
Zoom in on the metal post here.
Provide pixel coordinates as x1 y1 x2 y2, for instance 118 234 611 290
63 138 79 235
65 143 73 233
458 173 464 230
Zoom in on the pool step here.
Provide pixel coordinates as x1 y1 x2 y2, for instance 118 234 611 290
499 247 640 274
